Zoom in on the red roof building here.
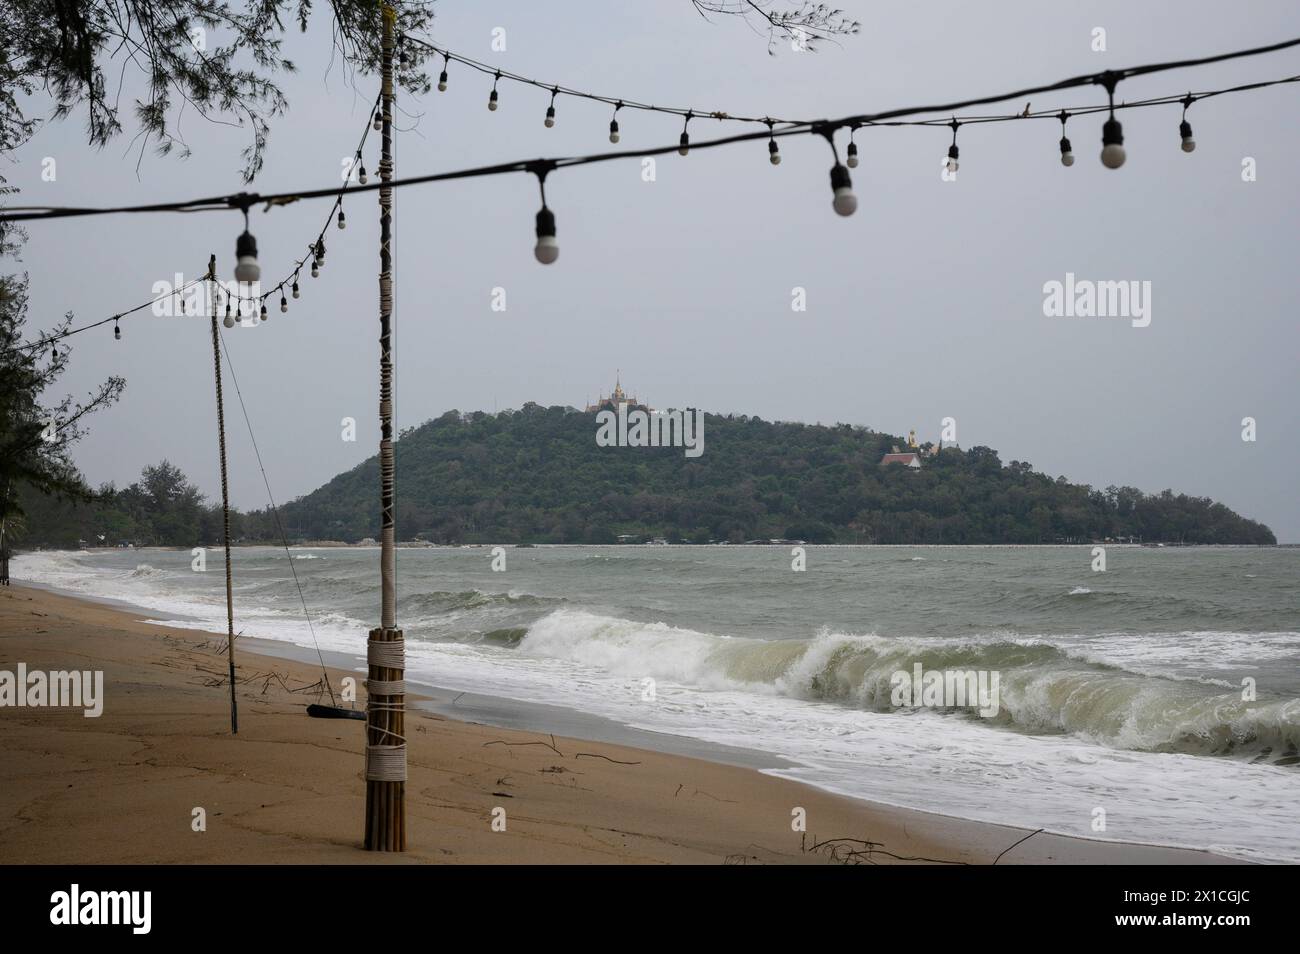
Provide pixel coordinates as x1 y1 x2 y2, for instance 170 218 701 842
880 452 922 469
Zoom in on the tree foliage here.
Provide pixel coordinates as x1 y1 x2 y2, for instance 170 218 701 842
0 248 125 539
0 0 436 180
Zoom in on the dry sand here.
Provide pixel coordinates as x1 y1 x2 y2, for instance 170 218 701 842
0 583 1241 864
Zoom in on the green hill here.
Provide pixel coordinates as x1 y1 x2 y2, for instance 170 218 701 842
277 405 1276 546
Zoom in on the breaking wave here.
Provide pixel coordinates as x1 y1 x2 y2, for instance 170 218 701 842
517 609 1300 761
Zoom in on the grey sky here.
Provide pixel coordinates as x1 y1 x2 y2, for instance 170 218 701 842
10 1 1300 540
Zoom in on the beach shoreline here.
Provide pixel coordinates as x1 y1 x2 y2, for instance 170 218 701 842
0 582 1246 864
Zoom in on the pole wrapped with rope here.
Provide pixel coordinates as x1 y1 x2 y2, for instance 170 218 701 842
207 254 239 735
365 2 406 852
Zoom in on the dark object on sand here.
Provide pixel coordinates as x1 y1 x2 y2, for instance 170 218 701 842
308 704 366 721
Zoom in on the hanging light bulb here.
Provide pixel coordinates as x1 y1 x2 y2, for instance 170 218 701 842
311 258 319 278
1058 112 1074 166
545 89 558 128
1098 73 1126 169
846 124 861 168
1179 95 1197 153
114 318 121 341
234 215 260 283
280 294 288 314
358 163 368 185
291 279 300 299
438 54 449 92
337 208 346 229
315 238 326 265
765 120 780 165
488 72 500 111
530 163 559 264
372 111 382 132
609 102 622 143
223 299 235 328
944 119 960 174
830 163 857 216
1101 117 1126 168
679 112 692 156
260 300 268 321
534 207 559 264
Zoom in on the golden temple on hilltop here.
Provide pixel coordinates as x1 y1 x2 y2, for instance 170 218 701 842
586 372 652 413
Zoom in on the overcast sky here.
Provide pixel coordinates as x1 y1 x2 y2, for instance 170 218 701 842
9 1 1300 540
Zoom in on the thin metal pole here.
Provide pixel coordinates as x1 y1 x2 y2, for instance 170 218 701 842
366 3 406 851
208 256 238 735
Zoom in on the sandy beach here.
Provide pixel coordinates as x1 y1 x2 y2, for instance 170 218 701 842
0 582 1243 865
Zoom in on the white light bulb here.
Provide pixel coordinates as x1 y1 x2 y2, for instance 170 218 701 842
847 154 859 169
234 258 259 283
832 188 857 217
1061 152 1075 167
534 235 559 265
1181 137 1196 153
1100 143 1126 169
223 314 235 329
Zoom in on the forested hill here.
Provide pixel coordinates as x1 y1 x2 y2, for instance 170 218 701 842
277 405 1275 545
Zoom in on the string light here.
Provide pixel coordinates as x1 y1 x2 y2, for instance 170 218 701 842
847 125 860 168
817 126 857 217
766 120 781 165
0 276 209 358
113 317 121 340
609 102 622 143
1099 71 1126 169
489 71 501 111
401 34 810 145
280 293 288 314
358 162 369 185
4 34 1298 326
1058 111 1074 166
233 209 260 283
679 112 692 156
946 119 961 173
372 109 382 132
223 297 235 328
260 299 268 321
531 162 559 265
338 207 346 229
1180 94 1197 152
545 88 558 128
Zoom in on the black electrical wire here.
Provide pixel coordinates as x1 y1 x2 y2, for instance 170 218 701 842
402 33 811 127
0 276 210 358
5 34 1299 227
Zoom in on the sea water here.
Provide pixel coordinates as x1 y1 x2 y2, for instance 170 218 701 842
13 545 1300 862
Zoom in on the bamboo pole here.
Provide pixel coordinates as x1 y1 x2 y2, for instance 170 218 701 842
207 255 238 735
365 3 406 851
